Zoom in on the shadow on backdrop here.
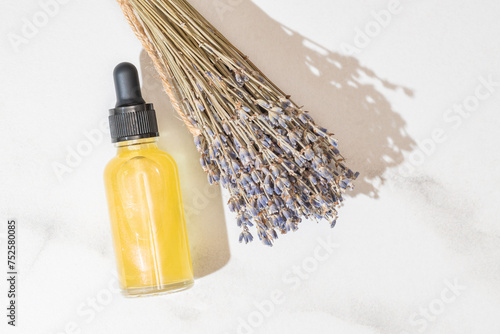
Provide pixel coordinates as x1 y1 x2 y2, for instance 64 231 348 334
191 0 416 199
137 1 416 277
140 51 230 279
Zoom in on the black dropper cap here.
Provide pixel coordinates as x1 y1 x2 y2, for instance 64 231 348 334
109 62 159 143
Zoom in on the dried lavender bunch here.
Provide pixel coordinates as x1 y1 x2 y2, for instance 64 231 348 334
119 0 359 246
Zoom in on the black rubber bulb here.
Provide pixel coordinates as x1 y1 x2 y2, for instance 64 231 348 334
113 62 146 108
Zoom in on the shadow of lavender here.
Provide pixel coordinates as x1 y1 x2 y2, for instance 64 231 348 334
140 51 230 279
138 0 416 276
190 0 415 199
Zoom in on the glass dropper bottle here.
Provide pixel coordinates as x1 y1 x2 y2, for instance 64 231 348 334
104 62 194 297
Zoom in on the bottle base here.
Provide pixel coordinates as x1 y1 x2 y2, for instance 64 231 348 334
121 279 194 298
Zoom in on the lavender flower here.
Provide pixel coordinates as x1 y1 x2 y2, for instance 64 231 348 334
124 0 359 246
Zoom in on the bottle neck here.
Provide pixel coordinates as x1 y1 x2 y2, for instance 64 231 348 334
115 137 159 153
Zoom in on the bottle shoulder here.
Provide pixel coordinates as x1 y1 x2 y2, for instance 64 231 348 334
157 150 178 169
104 148 178 176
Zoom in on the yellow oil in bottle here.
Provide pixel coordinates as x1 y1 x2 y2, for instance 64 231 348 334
105 62 193 297
104 138 193 297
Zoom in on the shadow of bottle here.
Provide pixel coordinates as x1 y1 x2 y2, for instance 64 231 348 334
189 0 416 199
140 50 231 279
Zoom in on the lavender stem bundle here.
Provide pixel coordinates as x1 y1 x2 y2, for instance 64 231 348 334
118 0 359 246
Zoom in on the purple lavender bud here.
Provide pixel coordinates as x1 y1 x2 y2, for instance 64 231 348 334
269 202 278 214
306 132 317 143
209 146 216 160
242 173 253 185
239 174 248 187
200 156 207 169
248 147 257 160
307 173 318 185
246 232 254 243
288 130 301 146
282 160 298 172
232 161 241 173
274 196 284 207
312 155 323 166
283 145 293 155
278 118 288 128
255 99 271 109
250 123 261 134
271 107 283 114
219 134 228 144
279 97 292 109
328 136 338 148
268 110 280 125
318 166 334 180
285 196 295 208
311 197 321 208
264 175 274 195
211 170 220 183
235 73 244 87
262 237 273 247
282 209 293 220
248 206 259 217
236 108 248 120
239 147 251 166
260 138 271 148
205 126 214 137
221 175 229 187
313 144 324 154
281 114 292 121
304 146 315 161
298 112 313 124
194 99 205 112
239 230 253 244
228 149 238 160
213 137 222 150
296 194 306 206
222 122 232 135
237 216 244 227
255 156 264 169
194 135 203 151
281 177 292 188
272 215 281 228
248 169 257 183
275 177 285 191
313 126 328 138
274 186 282 196
270 165 280 178
234 138 242 151
294 156 305 167
284 219 295 232
273 146 284 156
258 114 268 122
257 195 267 209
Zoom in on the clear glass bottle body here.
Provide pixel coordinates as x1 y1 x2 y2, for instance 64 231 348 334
104 138 193 297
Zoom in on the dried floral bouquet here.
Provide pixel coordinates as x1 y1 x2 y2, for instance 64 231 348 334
118 0 359 246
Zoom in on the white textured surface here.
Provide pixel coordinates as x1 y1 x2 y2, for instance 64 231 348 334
1 0 500 333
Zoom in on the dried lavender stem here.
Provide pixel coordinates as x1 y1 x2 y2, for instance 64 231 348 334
119 0 359 246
